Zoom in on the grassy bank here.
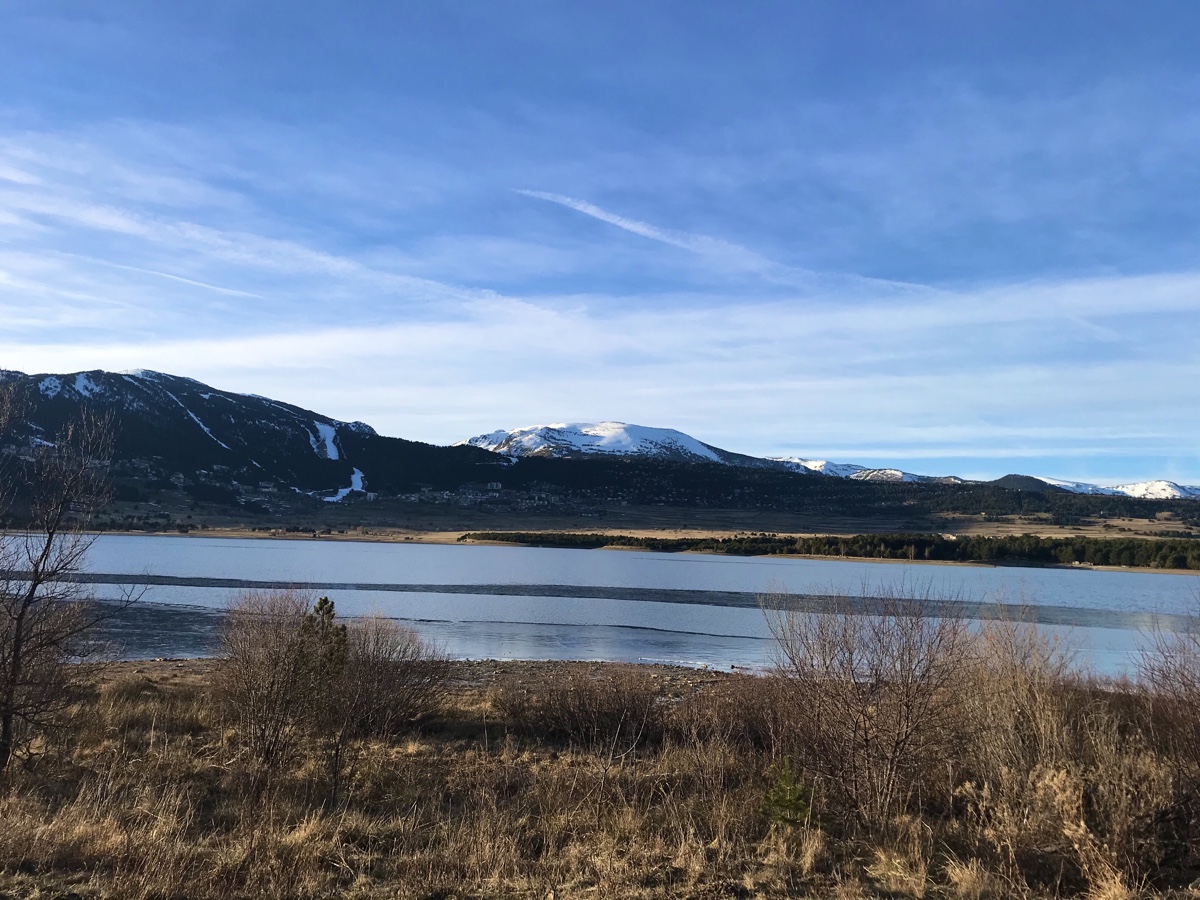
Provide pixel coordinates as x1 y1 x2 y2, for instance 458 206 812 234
463 530 1200 570
6 643 1200 898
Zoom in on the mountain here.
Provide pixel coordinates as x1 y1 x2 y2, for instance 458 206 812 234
461 421 1200 499
461 423 963 484
0 369 502 500
1018 477 1200 500
457 421 776 467
770 457 965 485
983 475 1200 500
3 371 1197 514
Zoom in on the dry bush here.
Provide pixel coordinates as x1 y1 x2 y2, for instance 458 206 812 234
1140 593 1200 778
495 665 664 753
957 618 1173 894
320 613 448 804
867 846 929 898
666 671 795 756
216 591 447 803
766 584 977 833
0 402 128 775
213 589 315 775
1137 594 1200 877
943 855 1009 900
342 613 448 734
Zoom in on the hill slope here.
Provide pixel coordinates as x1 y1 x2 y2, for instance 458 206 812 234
0 369 502 498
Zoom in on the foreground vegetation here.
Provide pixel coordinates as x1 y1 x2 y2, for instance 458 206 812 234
5 592 1200 898
466 530 1200 570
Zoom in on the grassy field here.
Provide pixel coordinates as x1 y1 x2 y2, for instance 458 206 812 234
99 492 1199 544
6 634 1200 899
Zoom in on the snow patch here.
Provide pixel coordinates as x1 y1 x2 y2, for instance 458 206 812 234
1035 477 1200 499
38 376 62 398
312 421 340 460
772 457 868 478
1033 476 1120 496
324 468 365 502
158 387 232 451
73 373 103 398
771 458 935 482
1111 480 1200 500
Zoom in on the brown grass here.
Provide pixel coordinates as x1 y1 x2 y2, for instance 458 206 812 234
0 645 1199 898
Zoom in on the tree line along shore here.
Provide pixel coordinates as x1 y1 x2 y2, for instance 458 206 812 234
464 529 1200 571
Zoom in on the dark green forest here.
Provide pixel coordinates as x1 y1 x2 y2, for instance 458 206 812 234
465 530 1200 570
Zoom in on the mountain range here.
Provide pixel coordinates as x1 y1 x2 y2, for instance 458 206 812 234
2 369 1197 507
459 421 1200 500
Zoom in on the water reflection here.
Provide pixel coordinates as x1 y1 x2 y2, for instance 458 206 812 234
82 536 1198 675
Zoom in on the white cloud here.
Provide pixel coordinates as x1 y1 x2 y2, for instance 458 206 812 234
1 116 1198 482
5 272 1198 483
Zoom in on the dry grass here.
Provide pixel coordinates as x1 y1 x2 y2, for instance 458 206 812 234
0 648 1198 898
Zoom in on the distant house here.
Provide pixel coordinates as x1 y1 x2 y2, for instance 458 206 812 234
487 482 502 491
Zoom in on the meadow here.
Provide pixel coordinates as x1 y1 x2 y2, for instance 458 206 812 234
4 591 1200 899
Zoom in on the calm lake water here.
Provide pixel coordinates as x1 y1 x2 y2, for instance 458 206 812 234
85 535 1200 674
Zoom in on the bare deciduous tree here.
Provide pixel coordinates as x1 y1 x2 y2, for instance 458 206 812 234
0 388 122 773
766 584 976 832
214 589 317 777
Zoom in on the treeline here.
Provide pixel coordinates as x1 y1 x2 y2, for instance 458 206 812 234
511 456 1200 520
464 530 1200 570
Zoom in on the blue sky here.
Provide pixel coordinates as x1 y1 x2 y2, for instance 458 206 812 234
1 2 1198 484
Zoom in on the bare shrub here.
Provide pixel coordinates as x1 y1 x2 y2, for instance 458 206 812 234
958 618 1172 892
943 855 1006 899
342 613 448 735
214 589 315 776
216 592 447 799
318 612 447 803
496 665 663 753
1140 589 1200 778
667 671 795 755
766 584 977 833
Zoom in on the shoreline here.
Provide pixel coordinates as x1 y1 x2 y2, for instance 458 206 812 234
103 656 741 691
84 526 1200 577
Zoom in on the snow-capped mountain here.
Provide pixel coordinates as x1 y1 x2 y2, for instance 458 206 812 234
770 457 965 485
0 369 498 499
1033 477 1200 501
5 370 1197 506
457 422 771 467
461 421 1198 497
459 422 964 483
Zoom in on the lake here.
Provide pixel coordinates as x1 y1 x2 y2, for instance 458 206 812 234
84 534 1200 674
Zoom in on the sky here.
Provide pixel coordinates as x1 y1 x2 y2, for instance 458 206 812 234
1 2 1198 485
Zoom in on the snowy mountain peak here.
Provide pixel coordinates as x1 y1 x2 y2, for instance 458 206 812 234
1033 477 1200 500
1033 477 1120 496
461 423 1194 498
771 457 869 479
770 457 961 484
1112 481 1200 500
457 422 726 463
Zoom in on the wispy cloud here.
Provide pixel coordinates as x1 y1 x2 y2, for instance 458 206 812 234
4 267 1197 483
516 189 753 258
514 188 932 295
3 45 1200 485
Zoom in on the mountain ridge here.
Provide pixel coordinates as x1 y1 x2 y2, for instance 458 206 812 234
461 421 1200 500
3 369 1198 507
